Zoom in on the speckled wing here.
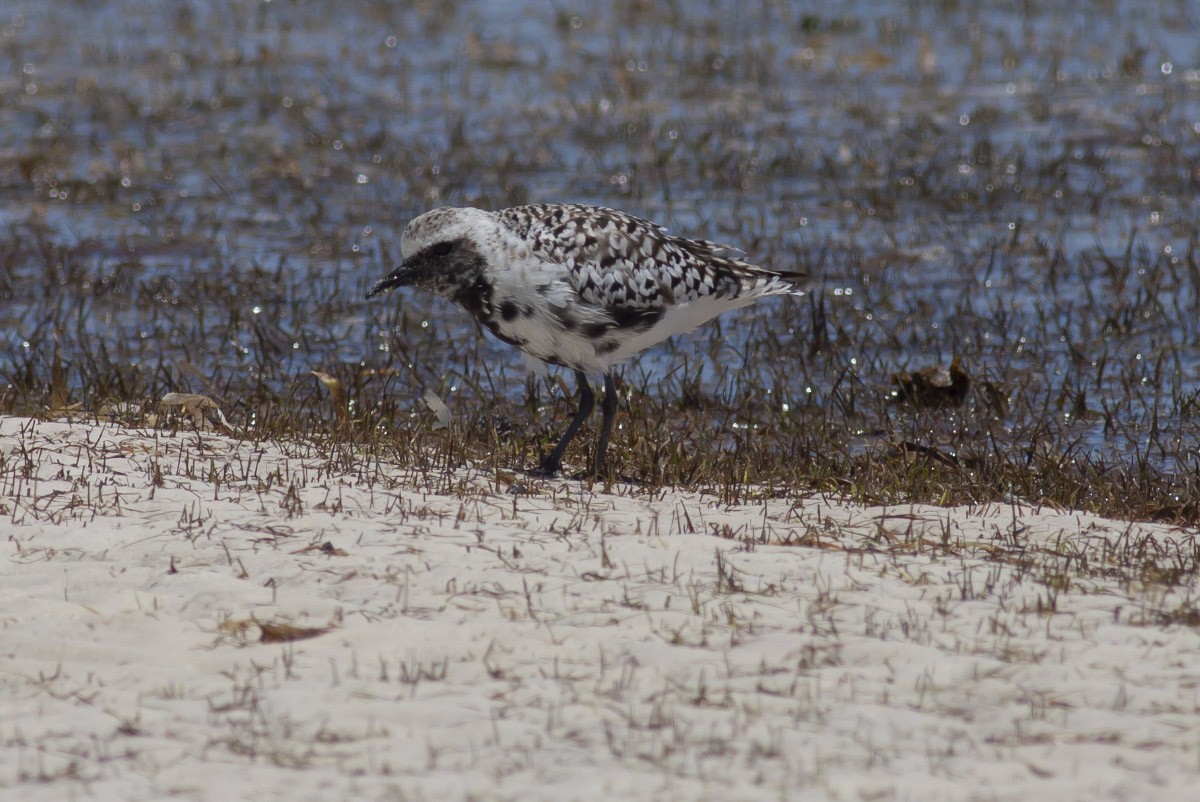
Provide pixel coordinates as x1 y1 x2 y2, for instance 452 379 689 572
497 204 803 314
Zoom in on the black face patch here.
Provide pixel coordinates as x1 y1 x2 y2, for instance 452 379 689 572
394 237 482 297
499 301 519 321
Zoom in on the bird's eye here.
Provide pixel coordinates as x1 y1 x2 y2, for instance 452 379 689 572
433 241 454 256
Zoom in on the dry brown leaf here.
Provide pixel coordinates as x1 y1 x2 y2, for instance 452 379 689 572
311 370 348 424
258 621 330 643
158 392 231 431
218 617 331 644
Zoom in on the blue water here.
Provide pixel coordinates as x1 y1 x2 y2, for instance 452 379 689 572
2 0 1199 469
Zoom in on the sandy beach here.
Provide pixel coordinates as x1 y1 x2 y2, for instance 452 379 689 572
3 414 1198 801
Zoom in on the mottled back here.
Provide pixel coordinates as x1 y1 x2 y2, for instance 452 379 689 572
497 204 804 311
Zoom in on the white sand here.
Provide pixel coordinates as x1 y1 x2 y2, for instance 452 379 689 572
2 414 1198 801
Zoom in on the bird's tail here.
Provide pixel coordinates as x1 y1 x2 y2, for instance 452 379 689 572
736 265 808 298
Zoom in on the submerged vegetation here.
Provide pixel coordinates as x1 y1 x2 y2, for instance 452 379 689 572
2 0 1200 522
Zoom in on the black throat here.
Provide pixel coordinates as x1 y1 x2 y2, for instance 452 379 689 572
451 271 494 323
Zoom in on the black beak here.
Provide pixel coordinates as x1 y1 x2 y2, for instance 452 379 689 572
365 263 412 299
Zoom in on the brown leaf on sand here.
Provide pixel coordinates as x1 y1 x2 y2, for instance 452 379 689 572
258 621 330 643
217 617 331 644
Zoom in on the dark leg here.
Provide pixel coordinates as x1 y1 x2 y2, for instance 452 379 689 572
592 372 618 477
536 370 594 476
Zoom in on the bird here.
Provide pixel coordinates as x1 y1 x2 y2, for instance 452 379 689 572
366 203 806 478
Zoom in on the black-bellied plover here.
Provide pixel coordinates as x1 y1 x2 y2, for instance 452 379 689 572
367 204 806 477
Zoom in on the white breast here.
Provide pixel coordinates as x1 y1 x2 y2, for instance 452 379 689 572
487 257 608 371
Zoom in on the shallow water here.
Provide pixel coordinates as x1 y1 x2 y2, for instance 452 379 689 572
2 0 1199 471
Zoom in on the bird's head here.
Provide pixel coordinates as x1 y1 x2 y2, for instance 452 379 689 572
366 207 496 299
